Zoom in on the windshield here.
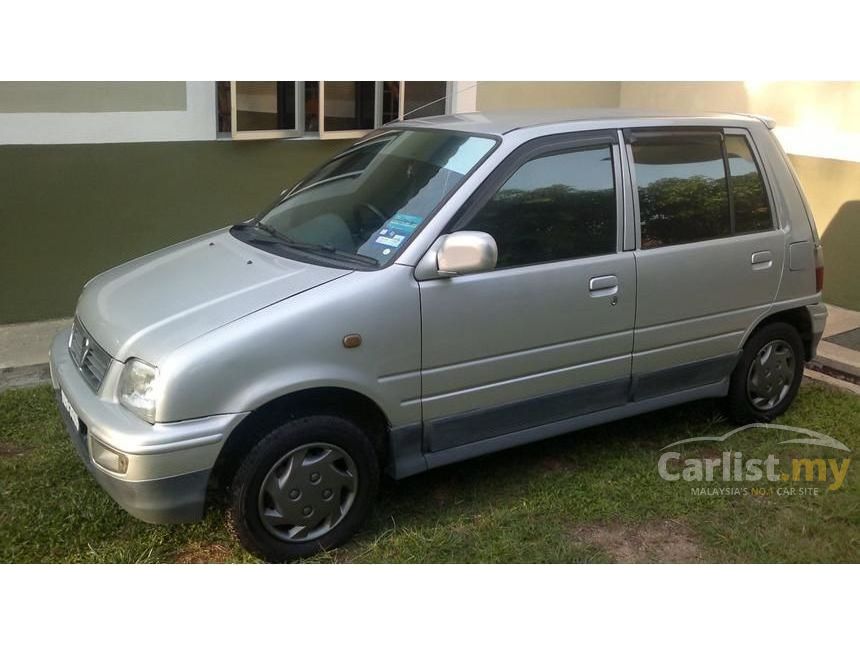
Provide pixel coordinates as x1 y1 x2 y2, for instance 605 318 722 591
233 129 496 268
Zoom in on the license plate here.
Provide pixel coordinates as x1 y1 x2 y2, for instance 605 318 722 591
60 388 80 431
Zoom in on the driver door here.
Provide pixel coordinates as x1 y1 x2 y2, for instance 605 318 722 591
417 131 636 453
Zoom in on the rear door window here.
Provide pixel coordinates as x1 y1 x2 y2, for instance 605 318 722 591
631 133 731 249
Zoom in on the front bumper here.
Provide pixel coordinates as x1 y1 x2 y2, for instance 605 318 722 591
49 327 248 524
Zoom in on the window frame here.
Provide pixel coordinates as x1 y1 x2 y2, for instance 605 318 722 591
229 81 304 141
318 81 379 140
401 81 453 120
723 127 778 233
223 81 452 141
626 126 777 251
379 81 405 128
447 130 624 271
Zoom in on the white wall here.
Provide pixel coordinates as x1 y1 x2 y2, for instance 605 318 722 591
476 82 621 111
619 81 860 164
451 81 478 113
0 82 217 145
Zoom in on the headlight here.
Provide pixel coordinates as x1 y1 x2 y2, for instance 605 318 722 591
118 359 160 424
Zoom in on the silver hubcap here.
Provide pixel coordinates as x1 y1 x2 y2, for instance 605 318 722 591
258 442 358 543
746 340 795 411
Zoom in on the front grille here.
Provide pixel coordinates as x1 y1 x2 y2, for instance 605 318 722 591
69 318 112 391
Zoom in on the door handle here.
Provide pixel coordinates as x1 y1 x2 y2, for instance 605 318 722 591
589 275 619 297
751 250 773 270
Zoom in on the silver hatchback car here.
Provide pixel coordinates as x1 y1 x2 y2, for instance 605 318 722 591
50 109 827 561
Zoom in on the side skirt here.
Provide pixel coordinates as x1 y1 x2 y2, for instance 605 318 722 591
387 378 730 479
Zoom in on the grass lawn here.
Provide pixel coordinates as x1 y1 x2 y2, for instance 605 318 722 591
1 380 857 563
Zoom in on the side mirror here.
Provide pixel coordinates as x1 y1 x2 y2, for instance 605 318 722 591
416 231 498 280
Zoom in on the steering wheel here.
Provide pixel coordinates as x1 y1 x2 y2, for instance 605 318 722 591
356 202 387 227
352 202 388 242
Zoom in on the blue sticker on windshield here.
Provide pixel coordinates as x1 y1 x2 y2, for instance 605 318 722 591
357 212 424 260
387 213 422 236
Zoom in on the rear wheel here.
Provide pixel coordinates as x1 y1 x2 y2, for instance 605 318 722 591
227 415 379 562
726 322 804 424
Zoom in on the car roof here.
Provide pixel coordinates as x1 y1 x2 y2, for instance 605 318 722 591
385 108 770 136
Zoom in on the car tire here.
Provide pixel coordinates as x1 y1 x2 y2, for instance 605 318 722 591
227 415 379 562
726 322 805 424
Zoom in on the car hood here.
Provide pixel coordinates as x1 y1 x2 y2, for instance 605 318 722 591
76 228 352 363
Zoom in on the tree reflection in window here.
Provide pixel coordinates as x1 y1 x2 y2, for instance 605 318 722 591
464 146 616 268
633 134 731 249
726 135 773 233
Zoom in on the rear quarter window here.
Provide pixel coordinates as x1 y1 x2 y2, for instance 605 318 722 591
725 134 773 233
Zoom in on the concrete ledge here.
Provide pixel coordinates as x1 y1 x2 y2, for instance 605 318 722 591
0 317 69 392
803 303 860 384
804 368 860 395
822 304 860 337
0 363 51 392
812 340 860 379
0 318 71 369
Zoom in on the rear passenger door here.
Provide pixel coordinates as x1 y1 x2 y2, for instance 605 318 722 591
627 128 784 398
418 131 636 452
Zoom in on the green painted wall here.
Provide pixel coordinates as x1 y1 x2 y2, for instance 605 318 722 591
0 139 349 324
1 137 856 325
0 82 187 113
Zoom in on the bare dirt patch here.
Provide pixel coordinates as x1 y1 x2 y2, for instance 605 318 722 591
174 542 233 564
0 441 29 457
540 455 570 472
571 519 703 563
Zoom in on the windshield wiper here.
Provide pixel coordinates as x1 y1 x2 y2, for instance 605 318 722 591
304 243 379 267
233 221 379 267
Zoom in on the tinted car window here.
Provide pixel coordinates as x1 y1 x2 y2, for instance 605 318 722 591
295 135 395 189
632 133 731 249
237 130 496 268
726 134 773 233
462 146 617 268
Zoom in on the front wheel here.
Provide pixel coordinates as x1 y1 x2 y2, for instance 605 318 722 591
726 322 805 424
227 415 379 562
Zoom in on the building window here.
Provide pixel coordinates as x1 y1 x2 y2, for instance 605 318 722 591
217 81 450 140
403 81 448 119
216 81 231 134
320 81 376 138
381 81 402 125
234 81 300 138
